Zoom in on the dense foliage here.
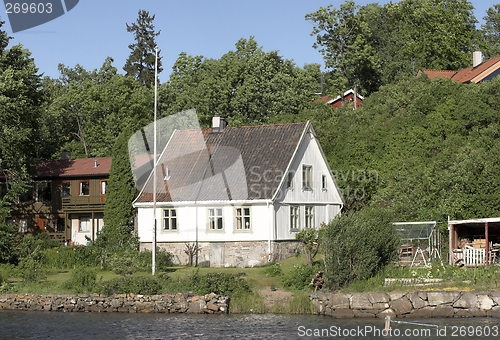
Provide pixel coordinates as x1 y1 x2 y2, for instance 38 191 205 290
101 128 139 253
291 76 500 222
41 59 152 158
158 37 321 126
2 1 500 292
319 209 399 290
307 0 478 96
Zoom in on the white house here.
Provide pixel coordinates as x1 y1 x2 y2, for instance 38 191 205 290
133 117 344 267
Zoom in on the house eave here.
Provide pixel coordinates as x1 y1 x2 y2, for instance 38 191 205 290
448 217 500 225
133 198 273 208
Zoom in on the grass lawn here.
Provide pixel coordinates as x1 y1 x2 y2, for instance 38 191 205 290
2 254 500 311
0 254 317 314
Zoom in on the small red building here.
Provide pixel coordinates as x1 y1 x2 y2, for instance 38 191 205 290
315 89 363 109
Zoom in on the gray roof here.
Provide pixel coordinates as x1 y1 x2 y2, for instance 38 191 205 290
135 122 308 203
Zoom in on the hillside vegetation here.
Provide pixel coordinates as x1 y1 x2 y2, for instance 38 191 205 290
288 76 500 223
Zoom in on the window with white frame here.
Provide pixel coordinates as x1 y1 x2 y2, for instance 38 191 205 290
287 171 294 190
235 207 251 230
79 181 90 196
321 175 327 191
208 208 223 230
79 217 91 232
18 219 28 233
100 180 108 195
290 205 300 231
305 206 314 228
302 165 312 190
162 208 177 231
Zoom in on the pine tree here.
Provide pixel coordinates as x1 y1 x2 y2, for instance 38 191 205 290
101 128 139 251
123 10 162 88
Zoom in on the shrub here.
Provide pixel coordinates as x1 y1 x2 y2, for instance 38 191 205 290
135 249 174 272
97 276 164 295
108 252 137 276
281 264 319 290
105 249 173 276
189 270 251 295
43 245 101 269
263 262 283 277
16 258 47 282
320 208 399 290
0 222 19 264
63 266 97 293
295 227 320 266
19 233 59 263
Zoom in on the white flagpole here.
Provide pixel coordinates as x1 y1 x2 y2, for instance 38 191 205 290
152 45 158 276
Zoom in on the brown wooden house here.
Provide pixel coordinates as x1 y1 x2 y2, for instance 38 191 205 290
3 154 111 245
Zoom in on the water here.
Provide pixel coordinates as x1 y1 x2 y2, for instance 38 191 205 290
0 311 498 339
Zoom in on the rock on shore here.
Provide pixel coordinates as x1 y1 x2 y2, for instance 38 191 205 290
310 291 500 318
0 292 229 314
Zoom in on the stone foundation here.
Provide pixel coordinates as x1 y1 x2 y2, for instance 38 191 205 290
142 240 301 268
310 291 500 318
0 293 229 314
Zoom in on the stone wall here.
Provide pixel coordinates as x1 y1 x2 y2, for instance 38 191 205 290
0 292 229 314
310 291 500 318
144 240 300 268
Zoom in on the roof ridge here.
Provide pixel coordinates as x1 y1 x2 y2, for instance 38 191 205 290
193 121 308 132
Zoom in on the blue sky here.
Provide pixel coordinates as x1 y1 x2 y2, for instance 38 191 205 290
2 0 498 83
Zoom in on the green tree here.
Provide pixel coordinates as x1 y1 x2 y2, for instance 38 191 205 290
481 4 500 58
101 128 139 252
159 37 320 126
43 58 152 158
123 10 162 88
307 0 479 93
306 1 381 96
387 0 477 72
0 20 42 243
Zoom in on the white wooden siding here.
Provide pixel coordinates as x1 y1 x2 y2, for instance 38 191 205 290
137 203 273 243
70 214 103 245
274 203 340 240
278 130 342 205
273 127 342 240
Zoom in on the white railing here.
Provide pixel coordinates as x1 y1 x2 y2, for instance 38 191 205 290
454 248 487 266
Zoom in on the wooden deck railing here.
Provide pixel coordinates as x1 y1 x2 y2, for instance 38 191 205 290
453 248 497 266
62 196 106 209
46 232 67 244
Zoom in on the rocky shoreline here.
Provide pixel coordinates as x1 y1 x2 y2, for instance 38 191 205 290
310 291 500 318
2 291 500 318
0 292 229 314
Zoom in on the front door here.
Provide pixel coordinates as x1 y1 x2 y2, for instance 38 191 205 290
210 242 225 267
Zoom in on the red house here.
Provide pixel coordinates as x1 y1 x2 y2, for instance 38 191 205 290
418 51 500 84
316 89 363 109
